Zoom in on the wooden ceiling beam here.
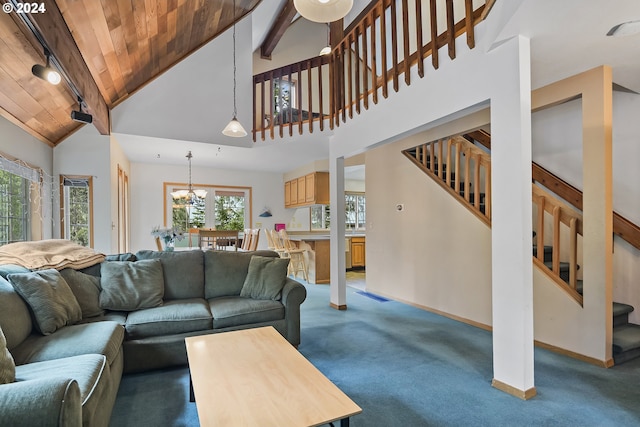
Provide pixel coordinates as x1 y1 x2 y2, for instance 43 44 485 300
22 0 110 135
260 0 298 60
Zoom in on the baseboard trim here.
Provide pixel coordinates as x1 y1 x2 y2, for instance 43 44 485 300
534 340 614 367
330 303 347 310
491 379 537 400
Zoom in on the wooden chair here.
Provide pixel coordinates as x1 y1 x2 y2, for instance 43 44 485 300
279 229 308 282
269 229 288 259
248 228 260 251
155 237 163 251
264 228 276 251
241 228 252 250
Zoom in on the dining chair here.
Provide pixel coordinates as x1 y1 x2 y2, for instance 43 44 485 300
241 228 252 251
279 229 308 282
248 228 260 251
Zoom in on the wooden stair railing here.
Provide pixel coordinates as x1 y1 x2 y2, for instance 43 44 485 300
466 129 640 252
402 135 492 226
253 0 491 141
404 134 584 305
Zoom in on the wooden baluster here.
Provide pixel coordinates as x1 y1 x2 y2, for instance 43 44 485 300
415 0 424 78
446 0 455 60
537 197 545 261
307 60 313 134
464 149 470 202
329 52 335 130
354 26 361 115
371 6 378 104
429 0 438 69
318 59 324 131
436 140 442 179
422 144 428 168
277 73 284 138
446 139 452 187
552 206 561 275
474 154 480 209
401 0 410 86
454 142 460 195
430 142 435 174
569 217 578 290
362 19 369 110
288 66 293 137
341 41 347 123
269 71 275 140
298 64 303 135
465 0 475 49
485 161 491 219
260 78 265 141
381 1 389 98
253 78 257 142
390 0 399 92
346 35 353 119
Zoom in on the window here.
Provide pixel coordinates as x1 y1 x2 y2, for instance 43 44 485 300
311 205 330 230
214 191 246 230
0 155 41 245
61 176 93 247
345 193 366 231
274 77 297 113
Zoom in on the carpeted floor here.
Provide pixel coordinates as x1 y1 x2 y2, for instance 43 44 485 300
110 283 640 426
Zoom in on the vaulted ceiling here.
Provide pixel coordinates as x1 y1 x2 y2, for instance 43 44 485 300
0 0 261 146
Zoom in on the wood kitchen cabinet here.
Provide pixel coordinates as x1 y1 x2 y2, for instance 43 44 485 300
351 237 366 267
283 172 329 208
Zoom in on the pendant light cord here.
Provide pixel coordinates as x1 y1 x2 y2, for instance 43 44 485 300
232 0 237 118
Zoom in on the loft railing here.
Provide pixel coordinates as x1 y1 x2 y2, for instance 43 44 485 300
402 135 491 225
252 0 490 141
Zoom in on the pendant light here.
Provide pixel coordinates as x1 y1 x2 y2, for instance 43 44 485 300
171 151 207 204
222 0 247 137
319 23 331 56
294 0 354 23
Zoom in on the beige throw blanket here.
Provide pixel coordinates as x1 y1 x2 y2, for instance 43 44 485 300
0 239 106 271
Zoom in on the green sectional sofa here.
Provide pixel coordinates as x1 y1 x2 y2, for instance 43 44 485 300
0 249 307 427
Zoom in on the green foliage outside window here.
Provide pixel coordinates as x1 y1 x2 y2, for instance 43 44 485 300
215 195 244 230
0 170 29 245
67 186 89 247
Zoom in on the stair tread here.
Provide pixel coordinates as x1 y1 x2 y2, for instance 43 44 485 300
613 323 640 353
613 302 634 316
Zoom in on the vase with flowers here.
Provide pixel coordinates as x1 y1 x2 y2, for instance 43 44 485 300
151 226 185 251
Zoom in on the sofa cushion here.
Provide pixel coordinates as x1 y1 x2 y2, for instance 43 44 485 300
240 256 289 300
100 259 164 311
59 268 104 318
8 269 82 335
11 321 124 367
204 250 279 299
209 296 285 329
76 311 127 327
125 299 212 340
0 325 15 384
135 250 204 300
0 264 29 279
0 276 32 350
15 353 110 426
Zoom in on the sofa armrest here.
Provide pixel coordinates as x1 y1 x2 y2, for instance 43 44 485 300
0 377 83 427
280 277 307 347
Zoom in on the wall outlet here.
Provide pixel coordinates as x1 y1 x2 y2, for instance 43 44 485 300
255 222 262 228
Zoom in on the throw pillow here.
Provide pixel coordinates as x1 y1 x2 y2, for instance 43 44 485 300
0 325 15 384
99 259 164 311
59 268 104 318
7 269 83 335
240 256 289 300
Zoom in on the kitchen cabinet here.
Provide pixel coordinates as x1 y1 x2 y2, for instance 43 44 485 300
351 237 366 268
283 172 329 208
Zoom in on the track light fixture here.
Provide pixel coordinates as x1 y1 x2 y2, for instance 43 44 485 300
71 97 93 124
31 48 61 85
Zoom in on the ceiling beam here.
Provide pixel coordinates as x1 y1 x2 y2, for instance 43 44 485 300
260 0 298 59
21 0 110 135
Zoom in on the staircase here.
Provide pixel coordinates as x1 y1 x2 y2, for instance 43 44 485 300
403 132 640 365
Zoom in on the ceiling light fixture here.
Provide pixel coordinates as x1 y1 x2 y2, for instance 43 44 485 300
171 151 208 204
32 48 61 85
319 23 331 56
222 0 247 138
607 20 640 37
294 0 353 23
71 96 93 124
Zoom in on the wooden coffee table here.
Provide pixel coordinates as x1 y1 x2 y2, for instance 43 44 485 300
185 327 362 426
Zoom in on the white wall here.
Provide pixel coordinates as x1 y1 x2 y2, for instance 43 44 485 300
0 116 54 239
129 162 286 252
53 125 112 253
110 135 131 253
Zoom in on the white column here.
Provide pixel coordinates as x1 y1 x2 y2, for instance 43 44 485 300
490 36 536 399
329 156 347 309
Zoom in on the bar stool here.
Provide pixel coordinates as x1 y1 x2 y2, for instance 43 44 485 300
279 230 308 282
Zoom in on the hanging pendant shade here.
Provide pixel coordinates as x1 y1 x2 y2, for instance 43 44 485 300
223 0 247 138
222 116 247 137
294 0 353 23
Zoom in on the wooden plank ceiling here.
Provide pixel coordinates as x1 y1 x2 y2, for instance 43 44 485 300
0 0 260 146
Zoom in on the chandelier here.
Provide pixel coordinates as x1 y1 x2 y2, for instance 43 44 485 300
170 151 207 204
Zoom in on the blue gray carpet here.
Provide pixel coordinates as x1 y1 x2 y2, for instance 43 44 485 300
110 283 640 426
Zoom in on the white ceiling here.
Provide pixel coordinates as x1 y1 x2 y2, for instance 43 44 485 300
113 0 640 175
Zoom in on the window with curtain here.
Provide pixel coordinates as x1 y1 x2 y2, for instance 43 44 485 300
60 176 93 247
0 155 41 245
